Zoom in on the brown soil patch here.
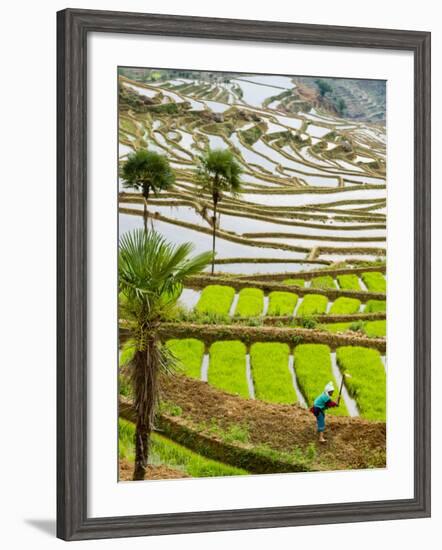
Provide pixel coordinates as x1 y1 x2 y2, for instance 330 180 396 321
160 374 386 471
118 459 190 481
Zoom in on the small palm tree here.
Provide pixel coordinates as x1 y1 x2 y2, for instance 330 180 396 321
197 148 242 273
119 229 212 480
121 149 175 232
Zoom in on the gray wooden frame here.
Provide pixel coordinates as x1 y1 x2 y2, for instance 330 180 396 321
57 8 431 541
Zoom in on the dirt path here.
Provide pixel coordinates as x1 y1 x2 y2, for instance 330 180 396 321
159 374 386 471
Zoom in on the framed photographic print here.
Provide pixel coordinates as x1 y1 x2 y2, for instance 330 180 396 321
57 8 431 541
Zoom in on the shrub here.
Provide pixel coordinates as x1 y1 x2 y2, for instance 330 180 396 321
267 291 299 316
296 294 328 316
364 299 386 313
310 275 336 289
250 343 296 404
361 272 386 292
196 285 235 315
166 338 205 379
208 341 249 398
336 274 361 290
235 288 264 317
329 297 361 315
336 346 386 421
293 344 348 415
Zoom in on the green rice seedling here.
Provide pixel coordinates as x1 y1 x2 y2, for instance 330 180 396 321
118 418 136 462
208 341 249 398
234 288 264 317
321 322 352 334
250 343 296 404
361 272 386 292
364 320 386 338
119 419 248 477
165 338 205 379
329 297 361 315
349 320 365 333
267 291 299 316
151 433 249 477
195 285 235 315
336 274 361 290
283 278 305 287
336 346 386 421
364 299 386 313
296 294 328 316
293 344 348 416
310 275 336 289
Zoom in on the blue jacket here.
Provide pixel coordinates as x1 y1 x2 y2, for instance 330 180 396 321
313 391 332 410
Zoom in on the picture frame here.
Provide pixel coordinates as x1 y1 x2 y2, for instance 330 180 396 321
57 8 431 541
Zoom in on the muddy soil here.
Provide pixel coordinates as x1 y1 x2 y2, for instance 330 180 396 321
119 459 190 481
160 374 386 471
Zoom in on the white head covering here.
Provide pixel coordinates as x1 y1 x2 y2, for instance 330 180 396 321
324 381 334 394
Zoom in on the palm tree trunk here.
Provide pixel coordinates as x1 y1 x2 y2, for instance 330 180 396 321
143 200 148 234
142 187 150 234
132 337 159 481
211 199 218 274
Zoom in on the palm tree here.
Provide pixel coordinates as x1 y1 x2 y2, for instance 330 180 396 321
119 229 212 480
197 148 242 274
121 149 175 232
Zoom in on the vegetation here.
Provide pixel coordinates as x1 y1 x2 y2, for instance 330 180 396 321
364 320 386 338
294 344 348 415
284 278 305 287
310 275 336 289
119 419 248 477
296 294 328 316
118 229 212 480
197 148 242 273
121 149 175 232
315 79 333 97
250 343 296 404
361 271 386 292
208 341 249 398
364 299 386 313
195 285 235 315
234 288 264 317
329 297 361 315
267 291 299 316
166 338 205 379
336 346 386 420
337 274 361 290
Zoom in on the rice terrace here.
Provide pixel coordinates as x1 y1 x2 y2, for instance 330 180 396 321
117 67 387 482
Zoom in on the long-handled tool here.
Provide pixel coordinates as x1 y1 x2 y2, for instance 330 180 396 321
337 372 351 406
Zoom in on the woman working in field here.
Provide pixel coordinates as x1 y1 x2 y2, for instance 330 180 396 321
311 382 338 443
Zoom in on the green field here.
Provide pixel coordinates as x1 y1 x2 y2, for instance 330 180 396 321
250 343 296 404
310 275 336 289
267 291 298 316
166 338 204 378
336 346 386 420
296 294 328 316
119 418 248 477
364 299 386 313
208 340 249 398
283 278 305 287
337 274 361 290
361 272 386 293
294 344 348 416
329 296 361 315
234 288 264 317
196 285 235 315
